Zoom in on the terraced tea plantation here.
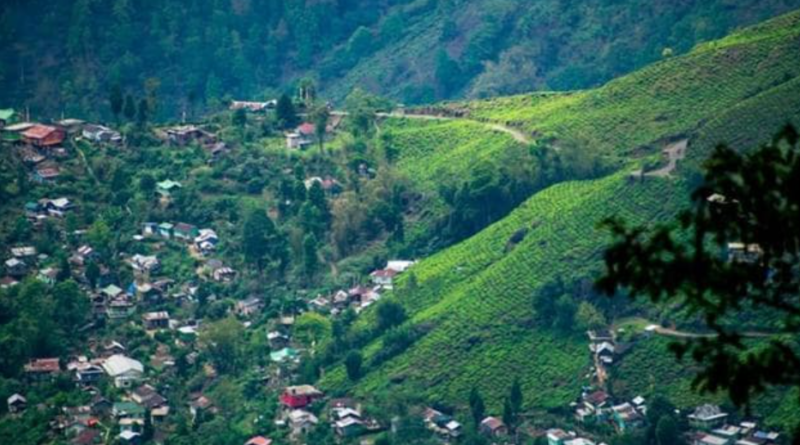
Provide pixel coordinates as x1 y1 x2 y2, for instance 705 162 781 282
322 174 689 410
321 10 800 419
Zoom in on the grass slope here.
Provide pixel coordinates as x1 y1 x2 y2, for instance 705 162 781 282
323 174 688 411
321 10 800 421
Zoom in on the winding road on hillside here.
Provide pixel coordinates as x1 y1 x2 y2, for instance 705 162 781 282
334 110 536 145
644 138 689 177
378 112 534 144
631 319 774 339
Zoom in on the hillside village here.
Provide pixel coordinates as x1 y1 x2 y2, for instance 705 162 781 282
0 94 791 445
2 5 800 444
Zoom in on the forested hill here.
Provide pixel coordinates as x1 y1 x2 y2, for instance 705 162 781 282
3 0 800 120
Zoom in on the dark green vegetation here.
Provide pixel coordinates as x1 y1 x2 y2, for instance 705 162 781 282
4 0 800 118
599 125 800 435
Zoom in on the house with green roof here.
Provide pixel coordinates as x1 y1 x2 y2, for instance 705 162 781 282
112 401 145 419
157 223 174 238
156 180 182 197
0 109 16 128
270 347 299 363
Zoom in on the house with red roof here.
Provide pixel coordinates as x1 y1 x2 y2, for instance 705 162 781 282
244 436 273 445
279 385 323 409
24 358 61 380
370 268 398 288
23 125 65 147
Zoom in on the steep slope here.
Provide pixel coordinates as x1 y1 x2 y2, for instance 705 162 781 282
448 8 800 159
319 10 800 417
321 0 800 103
3 1 800 118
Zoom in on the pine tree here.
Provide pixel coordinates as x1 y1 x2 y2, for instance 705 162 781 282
469 387 485 426
303 233 319 278
510 378 523 415
123 94 136 121
308 181 330 222
136 98 149 125
345 350 363 380
502 397 516 430
232 108 247 128
276 93 297 129
109 84 123 121
242 209 289 277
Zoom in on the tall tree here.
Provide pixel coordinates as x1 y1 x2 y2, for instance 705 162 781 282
501 397 516 430
232 108 247 128
655 416 682 445
376 301 406 332
276 93 297 129
345 350 363 380
85 261 100 289
242 208 287 275
509 378 523 415
298 77 317 107
109 84 123 121
311 105 329 153
469 387 486 426
303 233 319 279
200 317 244 375
136 98 149 125
308 181 330 222
139 173 156 196
123 94 136 121
553 294 576 332
598 126 800 440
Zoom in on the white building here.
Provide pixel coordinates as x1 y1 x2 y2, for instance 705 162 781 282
102 355 144 388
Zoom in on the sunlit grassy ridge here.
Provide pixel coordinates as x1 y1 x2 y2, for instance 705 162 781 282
458 10 800 157
387 118 527 192
322 174 688 409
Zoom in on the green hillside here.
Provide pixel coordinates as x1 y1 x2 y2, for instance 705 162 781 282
4 0 800 118
445 8 800 159
320 9 800 418
324 174 687 411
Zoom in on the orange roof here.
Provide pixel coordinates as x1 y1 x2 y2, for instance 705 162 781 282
297 122 315 135
245 436 272 445
25 358 60 373
23 124 58 140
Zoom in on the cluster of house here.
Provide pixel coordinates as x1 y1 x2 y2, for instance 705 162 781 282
573 389 646 432
422 408 463 439
563 395 782 445
285 115 343 150
687 405 781 445
25 197 74 222
274 386 380 439
2 237 98 288
421 407 507 440
546 428 602 445
3 245 43 287
8 343 168 443
155 124 230 163
139 221 232 282
307 260 415 315
0 111 123 184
